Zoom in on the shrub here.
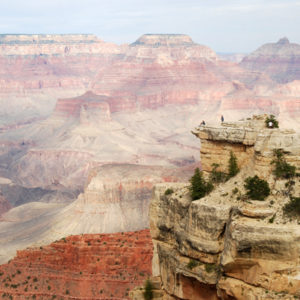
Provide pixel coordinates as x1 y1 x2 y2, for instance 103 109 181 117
269 214 276 223
283 197 300 217
205 263 217 273
232 187 239 195
143 279 153 300
186 259 199 270
210 163 227 183
265 114 279 128
272 149 296 179
164 188 174 196
189 168 213 200
244 175 270 200
228 151 239 179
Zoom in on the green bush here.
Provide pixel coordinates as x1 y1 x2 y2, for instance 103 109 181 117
265 114 279 128
232 187 239 195
164 188 174 196
189 168 213 200
205 263 218 273
283 197 300 217
143 279 153 300
272 149 296 179
228 151 239 179
244 175 270 200
186 259 199 270
210 163 227 183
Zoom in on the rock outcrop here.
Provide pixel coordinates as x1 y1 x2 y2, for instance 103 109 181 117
240 37 300 83
131 115 300 300
0 229 152 299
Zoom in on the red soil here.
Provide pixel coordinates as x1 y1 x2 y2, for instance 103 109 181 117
0 229 152 299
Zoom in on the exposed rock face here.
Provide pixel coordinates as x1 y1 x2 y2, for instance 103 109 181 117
0 34 119 127
240 37 300 83
0 229 152 299
54 91 111 122
131 115 300 300
0 164 193 264
1 34 300 271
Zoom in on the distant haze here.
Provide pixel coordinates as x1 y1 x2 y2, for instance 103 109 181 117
0 0 299 52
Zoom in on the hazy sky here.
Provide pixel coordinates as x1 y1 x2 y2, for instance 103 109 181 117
0 0 299 52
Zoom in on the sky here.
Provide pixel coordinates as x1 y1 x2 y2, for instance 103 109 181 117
0 0 299 53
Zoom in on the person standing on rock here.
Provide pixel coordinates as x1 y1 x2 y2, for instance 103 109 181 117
221 115 224 123
200 120 206 126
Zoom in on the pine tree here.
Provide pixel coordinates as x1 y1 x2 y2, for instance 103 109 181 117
189 168 213 200
143 279 153 300
228 151 239 178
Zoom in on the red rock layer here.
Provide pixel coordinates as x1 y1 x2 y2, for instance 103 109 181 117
54 91 111 120
0 229 152 299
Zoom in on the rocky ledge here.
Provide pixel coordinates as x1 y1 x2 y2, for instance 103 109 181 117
130 115 300 300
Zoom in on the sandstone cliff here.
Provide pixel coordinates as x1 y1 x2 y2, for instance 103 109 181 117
131 115 300 300
0 229 152 299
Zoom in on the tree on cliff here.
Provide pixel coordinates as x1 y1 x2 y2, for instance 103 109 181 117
228 151 239 179
189 168 213 200
143 279 153 300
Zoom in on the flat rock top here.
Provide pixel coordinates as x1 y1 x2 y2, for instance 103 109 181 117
0 34 99 44
131 34 195 47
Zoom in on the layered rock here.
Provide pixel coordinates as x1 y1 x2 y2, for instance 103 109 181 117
131 115 300 300
0 229 152 299
240 37 300 83
0 163 193 264
54 91 111 122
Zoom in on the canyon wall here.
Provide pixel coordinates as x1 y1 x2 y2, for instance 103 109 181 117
0 163 194 264
131 115 300 300
240 37 300 83
1 34 300 269
0 229 152 299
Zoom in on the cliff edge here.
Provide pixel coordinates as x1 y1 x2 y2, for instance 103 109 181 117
131 115 300 300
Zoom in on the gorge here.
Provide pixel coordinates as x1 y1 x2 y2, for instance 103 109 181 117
0 33 299 299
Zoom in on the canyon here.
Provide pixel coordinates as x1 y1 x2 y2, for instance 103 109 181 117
131 115 300 300
0 33 300 298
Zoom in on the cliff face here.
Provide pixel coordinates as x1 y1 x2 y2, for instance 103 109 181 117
131 115 300 300
0 164 194 264
240 37 300 83
0 229 152 299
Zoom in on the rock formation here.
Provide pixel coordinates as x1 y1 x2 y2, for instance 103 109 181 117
0 229 152 299
0 164 193 264
0 34 300 271
240 37 300 83
131 115 300 300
